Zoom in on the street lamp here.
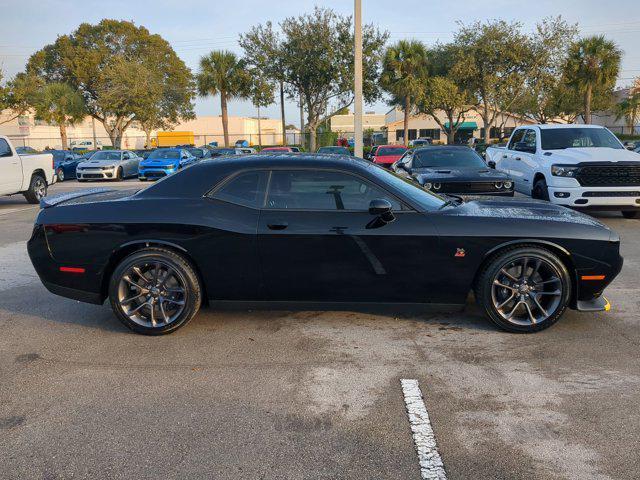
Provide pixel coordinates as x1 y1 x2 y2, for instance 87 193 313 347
354 0 363 158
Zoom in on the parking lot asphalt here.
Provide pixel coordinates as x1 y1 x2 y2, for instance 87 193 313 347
0 180 639 479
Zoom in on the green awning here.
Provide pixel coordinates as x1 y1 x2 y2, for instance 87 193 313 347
444 121 478 129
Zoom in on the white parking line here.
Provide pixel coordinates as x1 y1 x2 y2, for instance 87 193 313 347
400 379 447 480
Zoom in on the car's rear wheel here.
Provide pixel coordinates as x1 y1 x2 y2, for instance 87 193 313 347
108 248 202 335
23 174 47 204
475 246 571 333
622 211 638 219
532 177 550 201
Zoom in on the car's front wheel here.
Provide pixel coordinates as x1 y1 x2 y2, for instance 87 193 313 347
108 248 202 335
475 246 571 333
532 177 550 201
56 168 65 182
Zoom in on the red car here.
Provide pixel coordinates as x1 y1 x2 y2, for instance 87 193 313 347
261 146 294 152
370 145 408 167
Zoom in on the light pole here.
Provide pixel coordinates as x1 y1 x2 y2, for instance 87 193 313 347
354 0 363 158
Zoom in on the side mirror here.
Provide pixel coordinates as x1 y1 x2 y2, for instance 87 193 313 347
514 142 535 153
369 198 393 217
367 198 395 228
487 160 496 169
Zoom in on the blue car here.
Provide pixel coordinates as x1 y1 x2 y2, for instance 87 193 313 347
50 150 83 181
138 148 196 181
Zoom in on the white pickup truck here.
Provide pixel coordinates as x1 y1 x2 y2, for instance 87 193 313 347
486 124 640 218
0 135 56 204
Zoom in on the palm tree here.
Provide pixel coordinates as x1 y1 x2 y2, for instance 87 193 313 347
565 36 621 124
34 82 86 149
196 51 249 147
380 40 429 146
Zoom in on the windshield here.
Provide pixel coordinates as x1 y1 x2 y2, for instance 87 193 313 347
148 150 180 160
540 128 623 150
90 151 121 161
210 148 236 156
188 148 205 158
365 164 446 210
377 147 407 156
318 147 350 154
414 148 486 168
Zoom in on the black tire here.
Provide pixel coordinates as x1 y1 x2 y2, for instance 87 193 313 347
139 178 147 182
532 177 550 201
474 246 572 333
109 247 202 335
56 168 65 182
622 211 638 219
115 167 123 181
23 174 47 204
78 178 88 183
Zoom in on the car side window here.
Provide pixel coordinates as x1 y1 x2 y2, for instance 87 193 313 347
522 130 536 150
210 171 268 209
265 170 403 211
400 151 413 168
0 139 12 157
508 129 525 150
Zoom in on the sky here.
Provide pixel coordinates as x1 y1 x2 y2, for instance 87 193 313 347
1 0 639 128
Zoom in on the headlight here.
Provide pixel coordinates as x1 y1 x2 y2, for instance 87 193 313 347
551 165 579 177
503 181 513 189
494 182 503 189
424 182 433 190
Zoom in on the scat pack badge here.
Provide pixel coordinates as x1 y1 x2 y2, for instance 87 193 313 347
454 248 466 258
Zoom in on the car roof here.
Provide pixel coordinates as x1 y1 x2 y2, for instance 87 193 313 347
376 144 406 148
413 145 471 151
139 153 378 199
531 124 606 130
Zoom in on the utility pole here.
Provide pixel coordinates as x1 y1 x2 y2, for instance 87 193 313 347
91 117 98 150
353 0 363 158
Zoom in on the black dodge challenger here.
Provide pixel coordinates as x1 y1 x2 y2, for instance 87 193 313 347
392 145 515 196
28 154 622 335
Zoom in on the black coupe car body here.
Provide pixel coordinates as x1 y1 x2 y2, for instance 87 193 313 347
393 146 514 196
28 154 622 334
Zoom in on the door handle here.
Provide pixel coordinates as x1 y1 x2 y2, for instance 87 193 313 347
267 222 288 231
502 154 508 159
515 157 522 161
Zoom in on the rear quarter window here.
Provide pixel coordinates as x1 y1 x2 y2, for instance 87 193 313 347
210 171 268 208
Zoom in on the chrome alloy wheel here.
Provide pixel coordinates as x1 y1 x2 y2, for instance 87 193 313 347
491 255 563 326
34 178 47 200
117 261 187 328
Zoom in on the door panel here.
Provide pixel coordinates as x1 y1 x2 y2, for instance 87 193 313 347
0 139 22 195
258 210 440 303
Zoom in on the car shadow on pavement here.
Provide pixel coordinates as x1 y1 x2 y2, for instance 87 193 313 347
0 283 494 335
0 283 125 333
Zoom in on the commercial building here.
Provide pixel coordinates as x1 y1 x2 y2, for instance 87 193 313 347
576 86 640 135
330 111 386 132
384 107 536 144
0 110 287 149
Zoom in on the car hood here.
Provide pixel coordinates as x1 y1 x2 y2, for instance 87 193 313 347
141 158 179 166
78 159 120 168
546 147 640 164
449 197 609 228
411 167 511 181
